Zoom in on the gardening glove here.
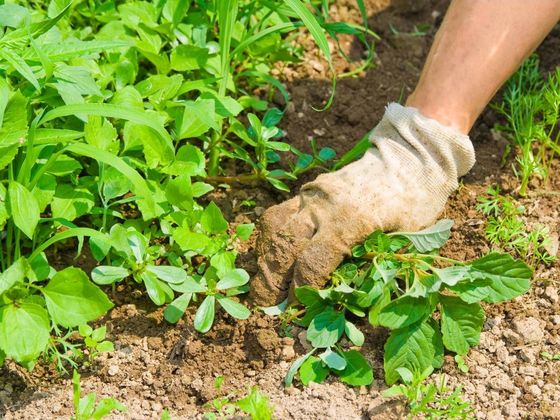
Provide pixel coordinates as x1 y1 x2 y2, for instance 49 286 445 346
250 103 476 306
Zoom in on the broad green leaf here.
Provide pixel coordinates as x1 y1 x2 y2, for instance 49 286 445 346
164 293 192 324
163 144 206 177
440 296 485 355
299 355 329 385
236 223 255 240
391 219 453 252
170 45 209 71
91 397 127 419
344 320 365 346
0 302 50 364
85 117 118 153
173 228 210 253
28 253 50 282
0 258 27 295
236 387 273 420
378 296 431 330
338 350 373 386
210 251 236 278
216 269 249 290
127 229 147 263
51 184 95 222
176 99 218 139
140 271 173 306
32 174 56 212
319 348 346 370
194 295 215 333
66 143 157 219
384 319 443 385
41 103 173 158
192 182 214 198
285 350 314 386
217 296 250 319
146 265 187 284
91 266 129 285
307 309 345 348
102 166 132 200
165 175 193 210
469 252 532 303
8 181 40 239
434 266 469 287
294 286 322 306
201 202 228 234
43 267 113 328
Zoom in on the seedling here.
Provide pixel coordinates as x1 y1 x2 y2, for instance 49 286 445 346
540 351 560 361
477 186 555 266
78 325 114 365
203 377 273 420
276 220 532 387
384 371 474 419
72 370 126 420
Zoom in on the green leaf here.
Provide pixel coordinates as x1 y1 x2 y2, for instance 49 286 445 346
285 350 314 386
43 267 114 328
318 147 336 161
91 397 127 420
307 309 345 348
217 296 250 319
176 99 218 139
141 271 173 306
146 265 187 284
299 356 329 385
338 350 373 386
440 296 484 355
7 181 40 239
469 252 532 303
319 348 347 370
236 223 255 240
194 295 215 333
294 286 322 306
170 45 209 71
378 296 431 330
0 258 27 295
216 269 250 290
91 266 129 285
164 293 192 324
0 48 40 90
201 202 228 234
169 277 207 294
51 184 95 222
434 266 469 287
236 387 273 420
344 320 365 346
0 302 50 364
384 319 443 385
391 219 453 252
192 182 214 198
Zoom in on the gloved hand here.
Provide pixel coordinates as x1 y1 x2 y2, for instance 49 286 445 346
250 103 476 306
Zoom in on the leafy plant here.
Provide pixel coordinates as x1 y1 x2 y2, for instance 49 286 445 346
493 55 560 195
540 351 560 361
78 325 114 364
72 370 127 420
203 376 273 420
477 186 555 266
276 220 532 387
383 371 474 419
0 0 373 370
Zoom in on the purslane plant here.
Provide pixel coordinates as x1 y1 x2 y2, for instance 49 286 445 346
278 220 532 387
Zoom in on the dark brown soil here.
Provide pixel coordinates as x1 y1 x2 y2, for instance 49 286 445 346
2 1 560 419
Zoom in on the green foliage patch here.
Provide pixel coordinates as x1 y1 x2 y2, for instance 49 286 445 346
276 220 532 388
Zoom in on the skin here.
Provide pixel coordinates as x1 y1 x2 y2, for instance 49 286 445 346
407 0 560 135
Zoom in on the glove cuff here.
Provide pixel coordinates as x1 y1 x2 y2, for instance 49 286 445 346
370 102 476 178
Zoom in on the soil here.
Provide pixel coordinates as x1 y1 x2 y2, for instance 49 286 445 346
2 1 560 419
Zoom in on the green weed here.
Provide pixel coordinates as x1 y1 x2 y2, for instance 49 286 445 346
272 220 532 388
493 55 560 195
203 376 274 420
384 373 474 419
476 186 555 266
0 0 373 371
72 370 126 420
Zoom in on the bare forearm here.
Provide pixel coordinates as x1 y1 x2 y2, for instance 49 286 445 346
407 0 560 134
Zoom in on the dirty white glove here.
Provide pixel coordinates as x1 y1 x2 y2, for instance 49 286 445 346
250 103 476 306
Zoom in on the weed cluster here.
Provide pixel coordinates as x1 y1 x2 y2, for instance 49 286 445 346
493 55 560 195
0 0 372 371
476 186 555 266
272 220 532 390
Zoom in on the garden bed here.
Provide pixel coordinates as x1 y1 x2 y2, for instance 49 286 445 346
1 0 559 418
